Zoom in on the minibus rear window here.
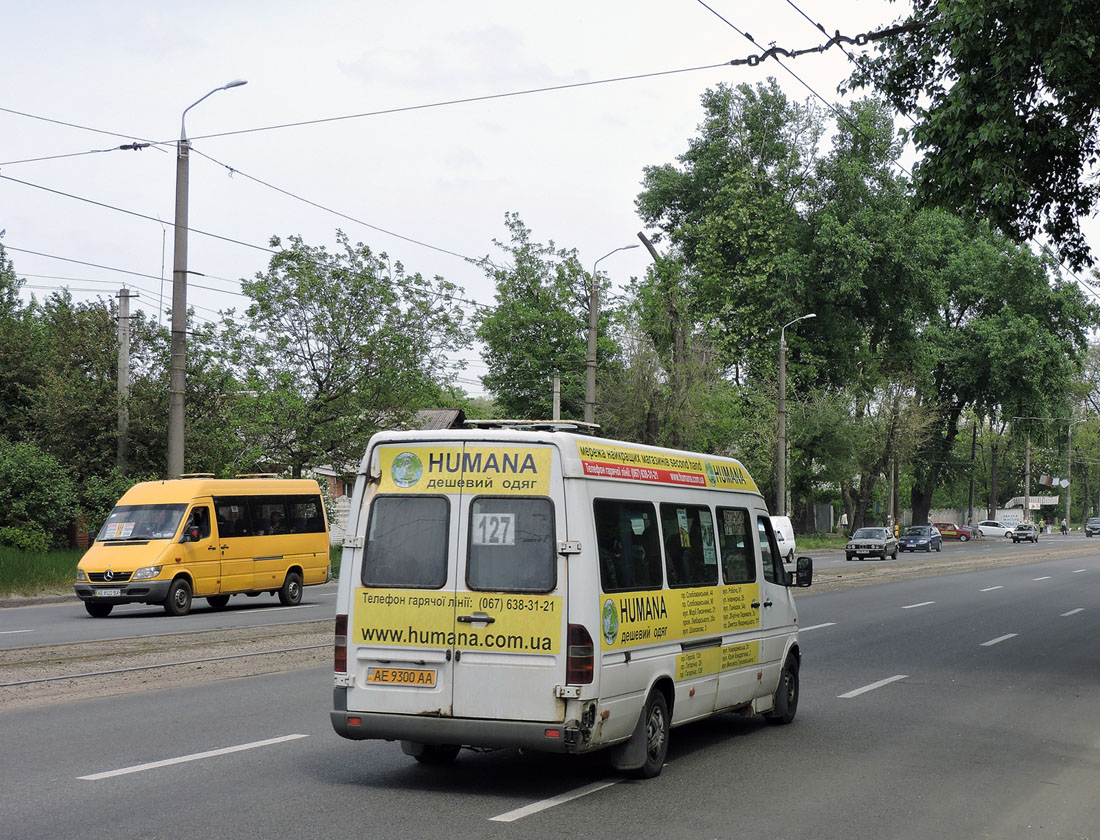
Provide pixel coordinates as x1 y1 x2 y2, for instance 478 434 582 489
363 495 449 588
466 497 555 593
97 504 187 541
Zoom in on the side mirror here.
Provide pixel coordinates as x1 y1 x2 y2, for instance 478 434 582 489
795 555 813 588
180 527 200 544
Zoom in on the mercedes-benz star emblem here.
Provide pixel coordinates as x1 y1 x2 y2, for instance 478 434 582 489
104 569 114 581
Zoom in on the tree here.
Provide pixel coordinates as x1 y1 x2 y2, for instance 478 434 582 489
476 214 611 420
222 232 468 477
849 0 1100 268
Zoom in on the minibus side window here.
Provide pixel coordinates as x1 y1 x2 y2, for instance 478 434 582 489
213 497 254 537
248 498 287 535
660 504 719 588
287 495 326 533
594 499 663 592
363 495 449 589
757 516 783 583
181 506 212 542
466 497 555 593
716 507 754 584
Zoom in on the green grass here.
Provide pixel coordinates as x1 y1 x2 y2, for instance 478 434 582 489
795 533 849 551
0 546 84 596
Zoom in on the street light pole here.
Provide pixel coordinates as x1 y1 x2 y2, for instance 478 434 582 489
167 79 247 478
584 244 638 425
777 313 815 516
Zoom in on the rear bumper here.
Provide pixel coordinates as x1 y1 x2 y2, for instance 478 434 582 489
331 689 576 753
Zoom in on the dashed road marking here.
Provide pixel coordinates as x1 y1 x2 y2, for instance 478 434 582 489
981 634 1018 647
490 778 623 822
1062 608 1084 617
839 675 908 699
902 601 935 609
980 586 1003 592
78 734 308 780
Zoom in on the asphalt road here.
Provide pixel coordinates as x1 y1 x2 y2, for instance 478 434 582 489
0 585 339 649
2 545 1098 839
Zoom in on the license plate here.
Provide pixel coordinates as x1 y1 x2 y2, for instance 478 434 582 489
94 588 122 597
367 667 436 687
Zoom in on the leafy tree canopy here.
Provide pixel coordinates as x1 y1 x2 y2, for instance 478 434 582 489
849 0 1100 268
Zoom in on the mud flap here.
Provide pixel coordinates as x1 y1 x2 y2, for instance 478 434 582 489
608 706 647 771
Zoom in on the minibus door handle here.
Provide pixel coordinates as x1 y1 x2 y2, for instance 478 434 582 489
762 598 774 608
751 600 761 609
207 545 217 551
457 613 496 624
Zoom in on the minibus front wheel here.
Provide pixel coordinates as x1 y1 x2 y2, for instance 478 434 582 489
85 602 113 618
164 578 193 616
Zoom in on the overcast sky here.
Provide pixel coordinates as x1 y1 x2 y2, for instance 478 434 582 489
3 1 917 396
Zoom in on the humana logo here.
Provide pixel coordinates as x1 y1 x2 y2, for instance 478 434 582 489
428 451 538 475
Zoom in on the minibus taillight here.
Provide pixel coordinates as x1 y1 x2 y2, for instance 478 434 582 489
335 614 348 673
566 624 594 684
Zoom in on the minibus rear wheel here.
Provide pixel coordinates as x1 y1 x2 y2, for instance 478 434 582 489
404 742 461 764
163 578 193 616
278 571 303 606
632 690 670 779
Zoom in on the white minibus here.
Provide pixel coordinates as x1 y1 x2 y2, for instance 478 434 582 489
331 424 812 777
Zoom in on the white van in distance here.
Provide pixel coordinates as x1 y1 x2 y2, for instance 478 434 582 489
331 423 812 777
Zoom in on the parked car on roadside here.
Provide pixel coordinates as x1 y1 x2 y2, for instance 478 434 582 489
772 515 796 563
1085 517 1100 537
846 527 899 561
1010 523 1040 543
975 520 1014 538
899 525 942 553
933 522 973 541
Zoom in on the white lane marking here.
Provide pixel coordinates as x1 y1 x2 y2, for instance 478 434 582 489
1062 608 1084 617
980 586 1003 592
0 629 34 635
799 623 836 632
1033 576 1052 581
78 734 308 780
1072 569 1086 574
902 601 935 609
490 778 623 822
981 634 1018 647
838 675 908 699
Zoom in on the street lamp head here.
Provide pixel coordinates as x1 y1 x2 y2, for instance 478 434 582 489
222 79 248 90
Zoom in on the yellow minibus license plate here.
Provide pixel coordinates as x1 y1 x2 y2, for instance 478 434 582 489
367 667 436 687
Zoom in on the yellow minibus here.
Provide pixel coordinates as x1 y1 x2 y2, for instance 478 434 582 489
75 477 330 617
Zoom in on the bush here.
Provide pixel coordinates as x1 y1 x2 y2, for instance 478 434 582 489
0 438 77 547
0 524 51 553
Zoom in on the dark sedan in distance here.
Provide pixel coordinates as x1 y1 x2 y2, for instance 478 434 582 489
899 525 942 552
1011 523 1040 543
1085 517 1100 537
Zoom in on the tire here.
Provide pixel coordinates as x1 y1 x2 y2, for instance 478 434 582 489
846 554 854 562
891 547 898 560
631 690 670 778
766 655 800 725
935 542 941 552
926 543 932 552
409 744 461 765
206 595 230 609
278 571 303 606
960 534 969 542
84 601 113 618
163 578 193 616
786 550 794 564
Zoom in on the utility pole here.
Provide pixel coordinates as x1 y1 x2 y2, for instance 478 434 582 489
777 314 816 517
1024 435 1031 522
585 244 638 425
967 422 977 526
552 373 560 421
116 287 135 475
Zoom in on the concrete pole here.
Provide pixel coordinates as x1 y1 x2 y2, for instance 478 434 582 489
552 373 560 421
167 136 189 479
1024 435 1031 522
777 333 787 517
584 244 638 424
